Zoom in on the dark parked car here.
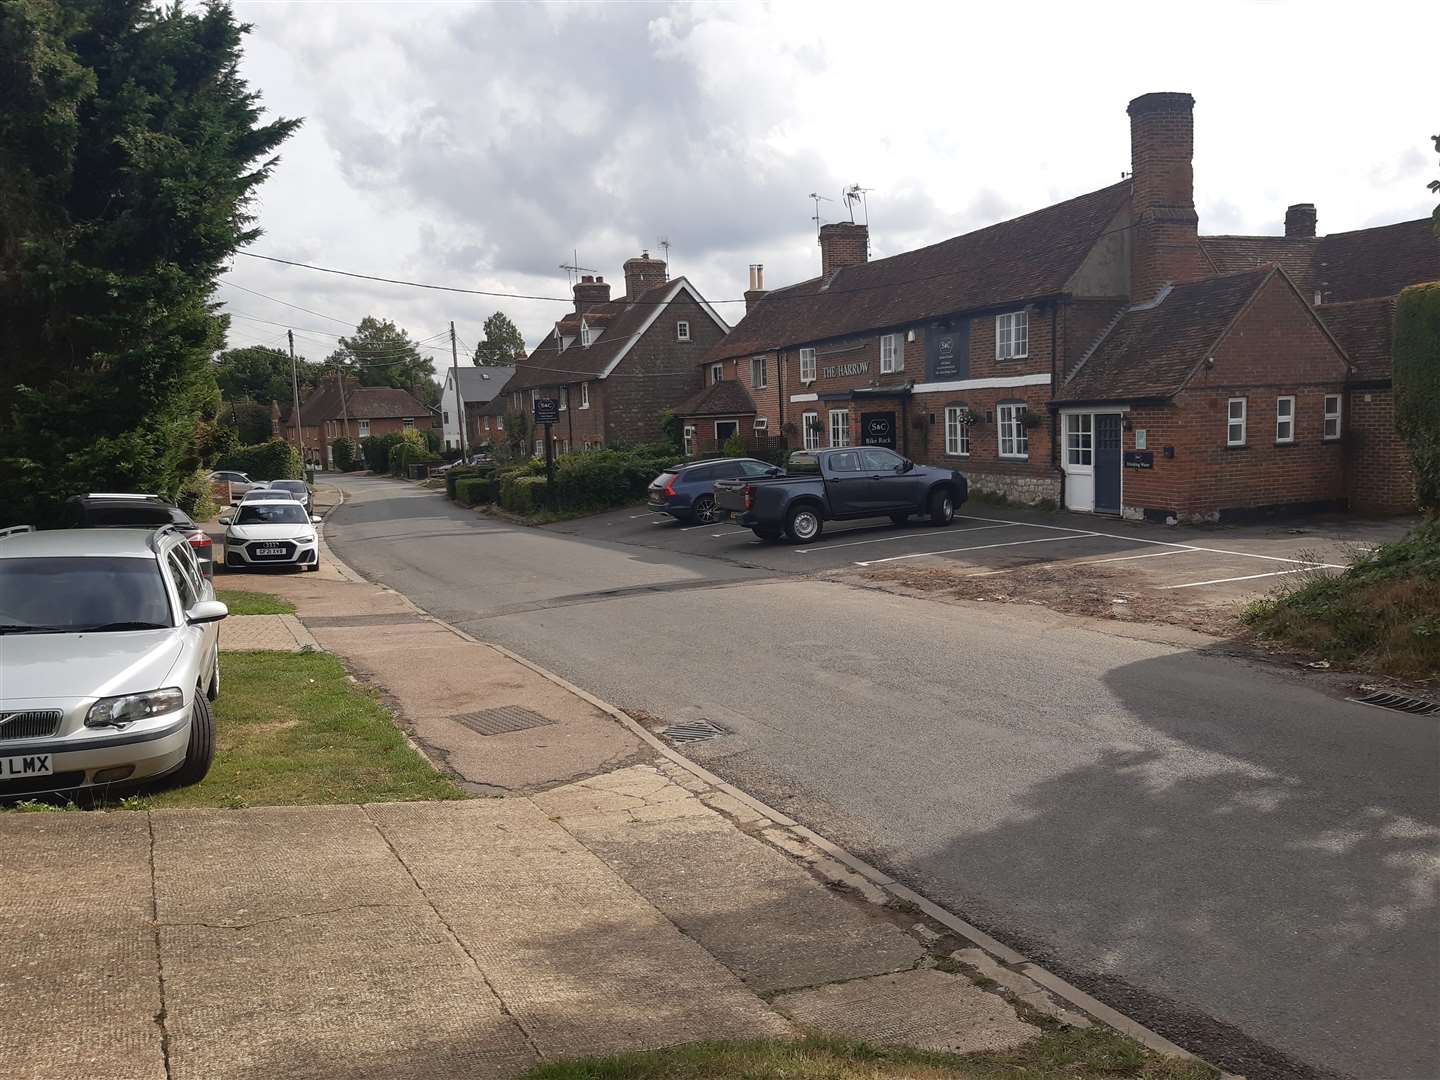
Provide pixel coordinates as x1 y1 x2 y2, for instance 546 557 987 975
61 493 214 577
647 458 779 523
713 447 967 543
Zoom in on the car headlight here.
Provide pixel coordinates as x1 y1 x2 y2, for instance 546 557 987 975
86 687 184 728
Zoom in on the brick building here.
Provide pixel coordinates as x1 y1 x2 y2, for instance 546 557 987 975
276 375 439 469
686 91 1438 521
504 253 729 454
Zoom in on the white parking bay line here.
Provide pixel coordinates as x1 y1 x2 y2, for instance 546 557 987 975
1160 566 1326 590
1078 549 1198 565
795 522 1015 555
855 532 1100 567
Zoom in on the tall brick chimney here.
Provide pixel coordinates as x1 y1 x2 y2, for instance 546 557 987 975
818 222 868 276
623 251 667 300
1128 92 1209 302
1284 203 1317 239
745 264 769 312
572 274 610 313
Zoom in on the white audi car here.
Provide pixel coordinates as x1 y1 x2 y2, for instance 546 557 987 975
0 525 226 799
221 499 320 571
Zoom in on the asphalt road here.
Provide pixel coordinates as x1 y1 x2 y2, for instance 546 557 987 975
325 474 1439 1080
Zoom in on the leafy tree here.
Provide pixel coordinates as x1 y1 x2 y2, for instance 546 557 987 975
331 436 355 472
0 0 298 525
1394 282 1440 510
219 399 273 445
327 316 439 407
215 344 319 405
472 311 526 367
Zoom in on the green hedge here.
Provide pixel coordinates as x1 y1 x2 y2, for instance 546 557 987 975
216 437 301 481
547 447 676 511
500 473 549 514
1395 282 1440 509
454 476 497 505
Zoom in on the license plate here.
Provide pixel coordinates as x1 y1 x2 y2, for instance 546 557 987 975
255 547 285 556
2 754 53 778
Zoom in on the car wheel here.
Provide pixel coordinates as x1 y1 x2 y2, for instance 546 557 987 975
171 693 216 788
752 527 782 542
692 495 718 524
929 488 956 526
206 653 220 702
785 505 823 544
890 513 910 526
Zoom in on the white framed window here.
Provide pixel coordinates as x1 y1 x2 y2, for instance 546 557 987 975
995 311 1029 360
799 347 817 383
751 356 767 388
1064 413 1093 466
1227 397 1247 446
357 419 370 437
676 320 691 342
753 416 768 433
1323 394 1342 440
403 417 415 430
997 403 1029 458
828 409 850 448
683 425 695 456
512 391 522 410
443 410 450 425
802 410 820 450
944 406 971 456
530 389 539 405
1276 396 1295 443
559 385 568 411
535 439 544 457
580 324 591 347
579 382 590 409
880 333 902 374
715 419 739 442
497 415 503 431
710 363 724 385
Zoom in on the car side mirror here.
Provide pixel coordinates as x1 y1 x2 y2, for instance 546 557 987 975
218 515 232 525
310 514 323 524
187 600 228 625
897 460 914 473
766 467 783 476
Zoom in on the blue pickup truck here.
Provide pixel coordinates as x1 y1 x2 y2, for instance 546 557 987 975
713 446 968 543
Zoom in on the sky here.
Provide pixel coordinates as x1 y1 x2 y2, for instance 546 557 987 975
219 0 1438 378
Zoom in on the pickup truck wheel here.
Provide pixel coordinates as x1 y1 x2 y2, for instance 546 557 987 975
752 526 782 542
785 505 823 543
928 488 956 526
692 495 718 524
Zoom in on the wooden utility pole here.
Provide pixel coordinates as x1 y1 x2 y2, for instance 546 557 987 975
450 321 467 460
288 330 304 464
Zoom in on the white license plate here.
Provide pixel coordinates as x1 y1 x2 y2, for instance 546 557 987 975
2 754 53 778
255 547 285 556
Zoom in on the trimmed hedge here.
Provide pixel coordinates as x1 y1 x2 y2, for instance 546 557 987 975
454 476 497 506
500 474 549 514
547 447 676 511
216 437 301 481
1395 282 1440 509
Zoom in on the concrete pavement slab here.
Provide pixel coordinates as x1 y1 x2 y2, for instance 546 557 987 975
220 613 320 652
151 805 417 924
772 969 1038 1053
0 811 152 922
160 906 536 1080
538 768 925 993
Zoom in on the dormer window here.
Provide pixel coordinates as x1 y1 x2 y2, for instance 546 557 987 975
710 363 724 385
677 321 691 342
580 323 591 347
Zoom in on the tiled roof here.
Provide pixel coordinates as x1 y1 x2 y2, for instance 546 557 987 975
449 366 514 403
507 278 698 391
1200 217 1439 304
1057 268 1273 403
286 380 436 424
1318 297 1395 381
708 181 1132 361
673 379 757 418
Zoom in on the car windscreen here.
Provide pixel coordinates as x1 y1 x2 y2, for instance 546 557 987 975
236 504 310 525
271 481 307 493
243 490 295 502
0 557 172 632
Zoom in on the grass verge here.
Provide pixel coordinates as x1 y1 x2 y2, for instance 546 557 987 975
215 589 296 616
1243 517 1440 678
520 1031 1216 1080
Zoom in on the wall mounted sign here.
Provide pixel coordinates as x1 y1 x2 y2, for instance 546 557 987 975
860 411 897 449
822 361 869 379
925 320 970 381
1123 450 1154 470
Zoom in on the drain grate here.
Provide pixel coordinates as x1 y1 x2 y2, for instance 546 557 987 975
452 706 556 736
1348 690 1440 716
659 719 728 745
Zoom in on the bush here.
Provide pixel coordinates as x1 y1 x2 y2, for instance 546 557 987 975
722 433 747 458
387 429 436 477
176 468 220 521
454 476 497 506
1394 282 1440 509
500 474 549 514
331 437 356 472
360 433 402 472
547 446 676 511
216 437 301 481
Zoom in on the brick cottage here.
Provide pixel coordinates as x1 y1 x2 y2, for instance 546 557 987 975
276 375 438 469
684 92 1439 522
503 253 729 454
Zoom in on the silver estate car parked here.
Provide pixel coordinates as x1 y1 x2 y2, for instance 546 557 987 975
0 525 226 798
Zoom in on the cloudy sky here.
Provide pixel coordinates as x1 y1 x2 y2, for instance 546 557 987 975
220 0 1437 374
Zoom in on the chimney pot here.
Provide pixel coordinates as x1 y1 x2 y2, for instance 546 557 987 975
572 274 612 313
1284 203 1317 239
1127 91 1207 301
623 252 668 300
818 222 869 276
744 263 768 313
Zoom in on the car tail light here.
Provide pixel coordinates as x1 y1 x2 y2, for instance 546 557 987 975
664 475 678 498
743 484 754 510
186 529 211 548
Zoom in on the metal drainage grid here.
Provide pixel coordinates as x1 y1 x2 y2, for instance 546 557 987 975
659 719 728 746
1348 690 1440 716
452 706 557 737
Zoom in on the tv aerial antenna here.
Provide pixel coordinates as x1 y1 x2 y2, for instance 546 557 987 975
559 249 598 288
808 192 833 238
842 184 872 226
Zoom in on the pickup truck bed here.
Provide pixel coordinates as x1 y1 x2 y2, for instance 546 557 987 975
714 447 967 543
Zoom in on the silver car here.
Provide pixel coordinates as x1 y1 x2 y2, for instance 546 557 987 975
0 525 226 798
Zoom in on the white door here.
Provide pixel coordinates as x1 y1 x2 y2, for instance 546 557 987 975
1061 412 1095 512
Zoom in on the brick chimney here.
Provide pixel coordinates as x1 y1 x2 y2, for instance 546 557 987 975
745 264 769 313
1284 203 1317 239
819 222 868 276
623 251 667 299
573 274 610 313
1128 91 1209 302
